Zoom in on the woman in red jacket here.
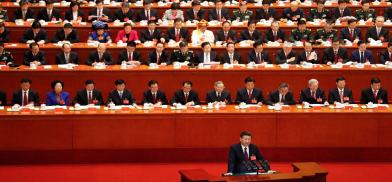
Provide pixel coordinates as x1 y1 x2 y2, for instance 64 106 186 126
115 23 140 43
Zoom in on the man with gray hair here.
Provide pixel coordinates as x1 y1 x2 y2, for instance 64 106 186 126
86 43 113 66
299 79 327 104
265 82 296 105
206 81 232 104
275 42 297 64
366 16 389 42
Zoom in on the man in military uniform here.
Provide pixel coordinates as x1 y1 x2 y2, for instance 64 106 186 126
282 1 304 21
0 43 14 66
289 19 313 42
355 1 376 21
170 41 195 65
232 1 253 22
307 0 330 21
0 4 8 21
313 20 338 43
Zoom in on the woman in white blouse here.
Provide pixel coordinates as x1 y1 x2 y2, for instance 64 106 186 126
191 20 215 45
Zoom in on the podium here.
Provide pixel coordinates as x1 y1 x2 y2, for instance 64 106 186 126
179 162 327 182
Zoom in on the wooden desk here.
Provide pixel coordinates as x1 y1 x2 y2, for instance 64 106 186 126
179 162 328 182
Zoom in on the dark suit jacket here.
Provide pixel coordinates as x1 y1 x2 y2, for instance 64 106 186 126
264 29 286 43
196 52 219 64
20 29 49 43
136 9 158 21
265 90 296 105
73 89 104 105
13 8 35 21
185 9 206 21
322 47 349 64
275 50 297 64
86 51 113 65
147 51 170 65
351 50 374 64
205 90 232 104
240 30 262 42
220 52 242 64
235 88 264 104
0 90 6 106
64 9 85 21
141 90 168 105
385 7 392 20
166 28 189 42
118 50 142 63
23 51 46 66
107 89 136 105
380 50 392 64
52 29 80 43
113 9 135 21
37 8 62 21
360 87 388 104
299 88 327 104
339 28 362 42
208 8 230 21
255 8 278 20
215 29 237 43
228 143 266 174
11 89 40 106
88 8 112 22
171 90 200 105
328 88 354 104
55 51 80 64
0 28 10 43
366 27 389 42
297 51 319 64
139 29 163 42
330 8 352 20
247 50 270 64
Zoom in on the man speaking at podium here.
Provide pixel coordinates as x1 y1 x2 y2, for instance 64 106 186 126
226 131 270 175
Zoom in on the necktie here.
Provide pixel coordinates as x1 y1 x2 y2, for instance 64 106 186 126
339 90 344 103
157 53 160 64
258 53 262 63
185 93 189 102
312 91 316 99
175 29 180 42
282 94 285 102
150 30 153 37
153 92 157 103
23 91 28 106
229 53 233 63
340 10 343 17
194 11 198 19
224 32 228 41
65 54 69 63
217 10 221 21
22 10 26 20
119 91 123 98
88 91 92 104
128 52 133 61
99 53 102 61
377 28 380 37
360 52 364 63
374 90 378 100
334 50 339 63
244 147 249 161
273 31 277 41
217 92 221 99
350 29 354 40
248 90 252 99
146 10 150 20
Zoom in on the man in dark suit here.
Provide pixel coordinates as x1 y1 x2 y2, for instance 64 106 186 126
226 131 269 175
55 43 80 64
208 0 230 21
113 2 135 22
171 81 201 106
52 23 80 43
136 0 158 21
299 79 327 104
215 21 237 43
297 42 319 64
255 1 278 20
107 79 136 105
73 80 104 105
239 20 262 42
11 78 40 106
140 20 164 43
86 43 113 66
20 21 49 44
339 19 362 43
0 90 5 106
220 42 242 64
23 43 46 66
330 0 352 21
265 83 296 105
87 0 111 22
166 18 189 42
264 21 285 43
361 78 388 104
235 77 264 104
385 7 392 21
206 81 232 104
141 80 168 105
0 22 10 43
118 41 142 65
196 42 219 64
64 1 84 22
185 1 206 21
380 42 392 64
147 42 170 65
36 0 62 22
13 1 35 21
247 41 270 64
328 77 354 104
366 16 389 42
351 40 374 64
275 42 297 64
322 39 349 64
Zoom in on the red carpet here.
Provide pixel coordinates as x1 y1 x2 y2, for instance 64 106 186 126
0 162 391 182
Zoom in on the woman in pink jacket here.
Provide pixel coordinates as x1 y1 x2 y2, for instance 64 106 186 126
115 23 140 43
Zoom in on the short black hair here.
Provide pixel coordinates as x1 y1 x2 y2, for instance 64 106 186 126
244 77 255 84
347 19 357 25
171 2 180 9
336 77 345 83
32 21 41 29
215 0 223 3
357 40 366 46
148 20 156 25
19 0 28 6
371 77 381 84
298 19 306 25
143 0 152 5
338 0 347 4
317 0 326 4
85 80 95 85
29 42 39 49
174 18 183 23
226 42 235 47
64 23 73 29
179 41 188 48
247 20 256 27
201 42 211 48
95 0 103 4
192 0 201 6
46 0 54 5
262 0 271 5
51 80 64 89
123 23 132 28
20 78 32 84
240 131 252 138
127 41 137 47
182 81 192 86
253 40 263 48
148 80 158 86
278 82 289 89
70 1 79 8
115 79 126 85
